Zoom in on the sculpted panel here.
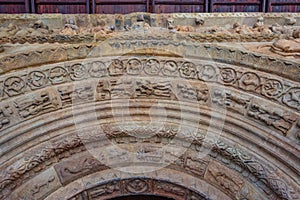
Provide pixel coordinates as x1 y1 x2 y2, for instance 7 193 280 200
0 105 13 130
0 56 298 114
205 161 245 198
14 167 62 200
54 152 107 185
211 140 296 200
0 14 299 200
0 69 298 138
14 90 60 119
0 125 296 200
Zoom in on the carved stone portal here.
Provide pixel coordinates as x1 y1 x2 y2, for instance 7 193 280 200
0 13 300 200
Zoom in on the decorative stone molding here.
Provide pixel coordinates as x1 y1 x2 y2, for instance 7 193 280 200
0 13 300 200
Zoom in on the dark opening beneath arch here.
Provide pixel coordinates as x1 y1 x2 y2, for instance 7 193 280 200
108 195 175 200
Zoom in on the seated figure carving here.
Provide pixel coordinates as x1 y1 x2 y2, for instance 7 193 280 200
270 29 300 57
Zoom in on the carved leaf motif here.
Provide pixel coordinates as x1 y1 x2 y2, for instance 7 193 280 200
268 178 290 200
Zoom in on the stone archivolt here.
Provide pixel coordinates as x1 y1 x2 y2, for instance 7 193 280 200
0 13 300 200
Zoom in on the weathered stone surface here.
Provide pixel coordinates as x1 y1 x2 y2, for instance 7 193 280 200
15 167 62 200
0 13 299 200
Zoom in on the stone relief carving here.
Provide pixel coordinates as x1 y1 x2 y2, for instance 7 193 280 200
108 59 126 76
88 61 108 77
207 167 244 196
126 58 143 75
0 125 297 200
70 178 207 200
48 66 68 84
2 14 299 44
3 76 26 97
135 80 173 98
177 83 209 102
0 56 298 136
55 155 106 185
282 88 300 111
27 71 48 89
0 136 83 196
123 179 151 194
246 102 297 135
144 59 161 75
270 39 300 57
69 63 88 81
14 90 60 119
212 89 249 113
14 91 60 118
179 62 197 79
0 105 13 130
88 180 120 199
58 84 94 106
0 13 299 200
31 175 55 197
1 56 298 113
211 140 294 200
162 60 179 77
184 156 209 177
156 181 186 196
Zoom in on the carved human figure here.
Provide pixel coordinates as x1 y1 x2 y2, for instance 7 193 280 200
167 18 175 30
180 62 196 79
135 80 171 98
15 91 59 118
0 105 13 130
108 59 125 76
271 38 300 57
282 88 300 110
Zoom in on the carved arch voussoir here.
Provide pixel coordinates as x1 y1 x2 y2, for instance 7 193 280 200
1 34 300 200
1 125 298 200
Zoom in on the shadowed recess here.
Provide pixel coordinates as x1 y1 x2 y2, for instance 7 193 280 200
108 195 175 200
